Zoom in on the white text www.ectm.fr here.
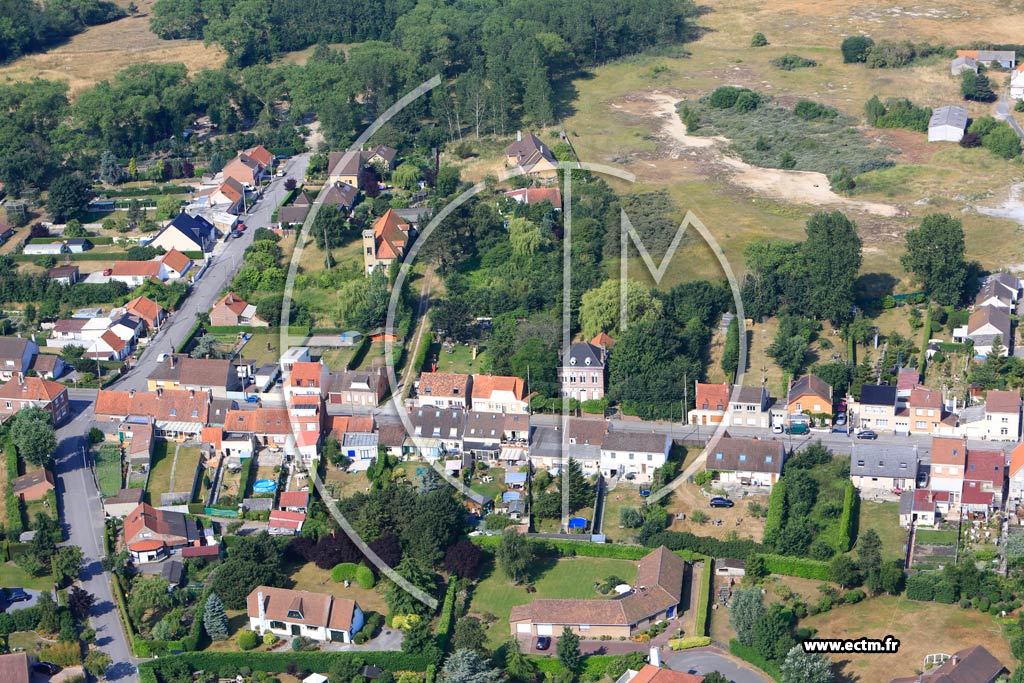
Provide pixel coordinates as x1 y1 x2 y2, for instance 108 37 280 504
802 637 901 654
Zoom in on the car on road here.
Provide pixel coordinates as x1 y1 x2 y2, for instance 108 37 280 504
277 169 286 177
710 497 735 508
230 230 243 239
5 588 31 603
536 636 551 651
245 394 260 403
33 662 60 675
856 430 878 440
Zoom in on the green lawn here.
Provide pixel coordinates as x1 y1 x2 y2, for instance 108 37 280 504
469 468 506 502
601 487 645 543
915 528 959 546
0 561 54 591
94 443 123 498
145 441 172 504
169 446 202 493
858 501 907 561
424 341 488 375
238 331 285 368
470 555 638 647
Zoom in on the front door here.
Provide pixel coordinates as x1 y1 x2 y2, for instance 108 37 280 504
291 624 300 636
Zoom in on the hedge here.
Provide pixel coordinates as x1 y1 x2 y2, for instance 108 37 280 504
425 664 436 683
347 334 372 371
4 437 24 535
29 236 116 245
141 651 433 681
694 556 713 636
758 554 830 581
762 478 787 547
435 576 458 651
644 531 764 560
110 576 139 654
470 535 652 560
406 318 433 399
668 635 712 650
835 483 859 553
176 320 203 353
95 185 195 198
728 639 783 682
238 455 256 499
355 564 375 589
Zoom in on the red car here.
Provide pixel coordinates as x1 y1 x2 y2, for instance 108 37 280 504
236 222 246 231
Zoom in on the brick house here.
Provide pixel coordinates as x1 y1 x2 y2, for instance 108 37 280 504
0 375 69 424
559 342 607 403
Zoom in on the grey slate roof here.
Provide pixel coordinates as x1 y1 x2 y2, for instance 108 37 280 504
929 106 968 131
564 342 604 368
860 384 897 407
601 431 671 454
408 407 466 440
850 443 919 479
708 437 785 474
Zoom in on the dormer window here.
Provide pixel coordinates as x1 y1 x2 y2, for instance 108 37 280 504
585 357 592 366
287 609 304 620
570 358 577 366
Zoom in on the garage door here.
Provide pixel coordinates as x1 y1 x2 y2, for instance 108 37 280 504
537 624 553 636
516 624 532 634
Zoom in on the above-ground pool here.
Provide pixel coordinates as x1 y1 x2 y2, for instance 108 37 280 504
252 479 277 493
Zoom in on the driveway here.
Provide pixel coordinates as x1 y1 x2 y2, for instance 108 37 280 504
995 95 1024 140
0 589 40 611
666 648 770 683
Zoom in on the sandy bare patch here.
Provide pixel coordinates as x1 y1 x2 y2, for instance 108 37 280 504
647 92 900 217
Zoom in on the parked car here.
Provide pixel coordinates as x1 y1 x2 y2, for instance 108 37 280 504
834 413 847 426
536 636 551 651
772 424 784 434
710 497 735 508
5 588 30 603
33 662 60 675
277 169 286 177
244 394 260 403
856 430 878 440
230 230 243 238
785 423 809 435
237 222 246 231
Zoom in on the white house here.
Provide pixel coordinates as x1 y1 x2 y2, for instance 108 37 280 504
1012 64 1024 99
599 431 671 483
247 586 363 644
1010 443 1024 503
708 436 787 489
960 390 1022 441
726 385 773 428
928 106 968 143
23 242 66 256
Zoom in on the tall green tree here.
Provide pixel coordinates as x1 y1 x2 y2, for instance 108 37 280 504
11 407 57 467
47 173 94 222
780 645 833 683
801 211 862 324
439 649 501 683
99 151 125 185
504 640 537 682
52 546 84 588
579 279 663 339
210 532 287 609
497 528 533 584
729 588 766 647
556 626 582 676
384 557 437 619
857 528 883 575
900 214 968 305
203 593 230 641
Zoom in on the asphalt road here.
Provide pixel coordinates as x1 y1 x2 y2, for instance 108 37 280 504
666 649 770 683
115 154 311 393
996 95 1024 139
52 156 310 682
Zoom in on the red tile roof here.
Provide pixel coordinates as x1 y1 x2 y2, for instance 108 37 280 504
96 389 210 423
111 260 162 278
215 292 250 316
278 491 309 508
289 361 324 387
590 332 615 349
910 387 943 409
986 389 1022 414
965 449 1006 488
223 408 291 434
471 375 525 402
269 509 306 529
629 665 703 683
247 585 356 632
244 145 274 168
125 296 165 327
330 416 374 437
372 209 410 260
0 376 66 402
695 382 729 411
418 372 470 399
161 248 192 275
931 437 967 467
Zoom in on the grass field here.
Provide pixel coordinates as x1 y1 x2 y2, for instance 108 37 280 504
287 561 387 615
169 446 202 493
803 594 1010 682
423 341 489 375
470 555 638 647
0 1 225 95
94 443 123 498
0 561 54 591
145 440 172 504
601 486 645 543
858 501 907 561
915 528 960 546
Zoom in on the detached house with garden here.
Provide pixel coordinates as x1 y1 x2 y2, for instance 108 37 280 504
247 586 363 644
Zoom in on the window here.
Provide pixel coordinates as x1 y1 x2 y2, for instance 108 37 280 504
270 621 285 630
765 456 773 463
1002 428 1009 435
715 453 723 460
746 405 755 412
629 453 634 460
191 410 198 418
647 454 653 461
857 460 865 467
739 454 746 462
3 402 9 409
169 409 176 416
915 421 926 429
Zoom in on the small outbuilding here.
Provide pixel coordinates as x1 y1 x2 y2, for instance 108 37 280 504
928 105 968 142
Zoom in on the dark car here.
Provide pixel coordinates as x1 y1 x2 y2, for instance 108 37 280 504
33 662 60 676
857 430 878 440
536 636 551 651
5 588 30 603
710 497 735 508
230 230 243 238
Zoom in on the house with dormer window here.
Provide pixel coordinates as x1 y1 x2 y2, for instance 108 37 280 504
559 342 607 402
707 436 786 489
415 372 471 408
248 586 363 644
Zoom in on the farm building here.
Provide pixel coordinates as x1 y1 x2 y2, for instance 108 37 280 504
928 106 968 142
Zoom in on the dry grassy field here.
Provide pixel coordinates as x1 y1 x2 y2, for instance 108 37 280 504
0 0 224 95
552 0 1024 290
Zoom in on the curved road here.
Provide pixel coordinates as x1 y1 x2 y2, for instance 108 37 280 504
55 156 310 682
667 649 770 683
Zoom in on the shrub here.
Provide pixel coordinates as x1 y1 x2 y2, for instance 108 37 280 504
843 589 866 604
983 124 1021 158
237 630 259 650
864 96 931 132
331 563 359 583
866 40 917 68
39 640 82 667
751 32 768 47
934 580 957 604
709 86 760 109
668 636 712 650
263 631 278 646
906 572 937 601
961 71 997 102
758 554 831 581
771 54 817 70
734 91 762 112
841 35 875 63
355 565 375 589
794 100 838 121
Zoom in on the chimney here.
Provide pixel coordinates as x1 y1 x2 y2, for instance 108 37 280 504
189 389 195 399
170 354 176 369
129 389 135 399
156 388 163 398
517 130 523 142
257 590 267 633
648 647 661 667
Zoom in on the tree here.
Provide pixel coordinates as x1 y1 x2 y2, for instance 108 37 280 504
523 65 554 127
751 32 768 47
828 554 860 589
11 406 57 467
841 36 874 63
754 605 795 661
767 333 809 376
780 645 833 683
36 591 59 633
901 214 968 306
203 593 230 641
210 533 287 609
497 527 533 583
99 151 124 185
47 173 94 222
508 216 546 257
384 557 437 619
858 528 883 575
52 545 84 588
557 626 582 675
984 124 1021 159
961 71 996 102
801 211 862 324
505 640 538 682
402 617 441 663
85 650 113 679
729 588 766 646
190 334 225 359
579 279 663 339
877 559 905 595
68 586 96 620
440 649 501 683
561 458 592 513
444 539 482 579
432 296 474 341
156 194 181 220
452 617 488 655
